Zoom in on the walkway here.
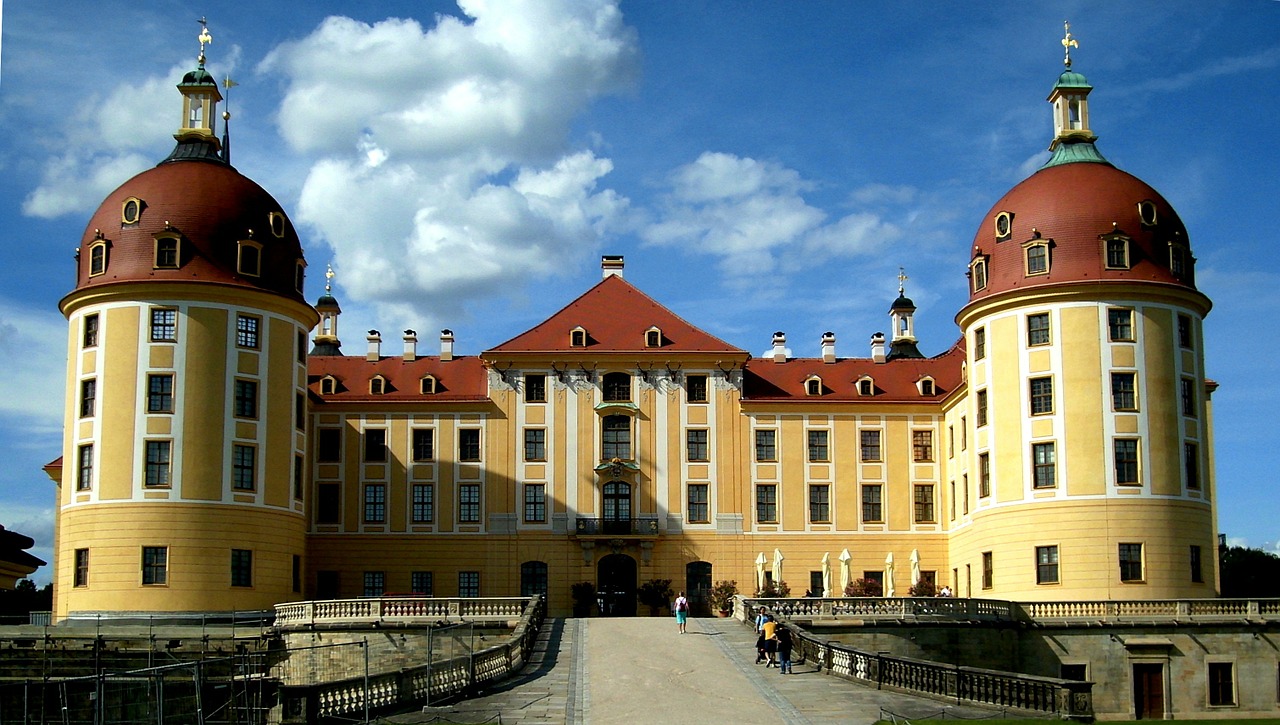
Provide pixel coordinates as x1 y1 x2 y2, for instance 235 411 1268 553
389 616 1003 725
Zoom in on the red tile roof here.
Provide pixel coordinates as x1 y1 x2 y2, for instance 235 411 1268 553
743 337 966 402
307 355 490 403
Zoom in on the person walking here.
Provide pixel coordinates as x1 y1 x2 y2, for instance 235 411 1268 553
674 591 689 634
754 609 769 663
776 625 794 674
761 615 779 667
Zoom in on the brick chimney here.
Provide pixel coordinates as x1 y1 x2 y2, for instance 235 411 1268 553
440 329 455 362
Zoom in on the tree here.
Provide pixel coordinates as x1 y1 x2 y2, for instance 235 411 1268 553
0 579 53 617
1219 545 1280 598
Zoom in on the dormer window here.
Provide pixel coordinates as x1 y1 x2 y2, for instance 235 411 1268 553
420 375 437 395
88 240 109 277
154 236 180 269
918 377 937 396
238 240 262 277
805 376 823 396
1023 239 1051 276
969 255 989 292
857 377 874 396
994 211 1013 241
370 375 388 395
645 327 662 348
1169 242 1189 279
295 260 306 294
269 212 286 239
320 375 338 395
570 327 587 348
122 197 143 226
1103 235 1131 270
1138 200 1158 227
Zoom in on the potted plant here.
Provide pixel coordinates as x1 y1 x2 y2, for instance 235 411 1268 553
571 581 596 617
708 579 738 616
755 579 791 598
637 578 674 616
844 578 883 597
908 580 937 597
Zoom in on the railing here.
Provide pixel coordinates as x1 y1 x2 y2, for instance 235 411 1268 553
573 517 660 536
273 596 529 630
748 596 1019 622
1023 598 1280 623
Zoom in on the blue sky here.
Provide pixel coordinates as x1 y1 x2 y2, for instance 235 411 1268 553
1 1 1278 584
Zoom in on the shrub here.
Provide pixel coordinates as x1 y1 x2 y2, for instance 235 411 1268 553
709 580 738 612
909 580 937 597
756 579 791 598
844 578 883 597
637 578 674 611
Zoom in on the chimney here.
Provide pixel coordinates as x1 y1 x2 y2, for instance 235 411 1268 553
440 329 455 362
366 330 381 362
821 332 836 363
403 329 418 362
870 332 886 363
771 331 787 363
602 255 625 279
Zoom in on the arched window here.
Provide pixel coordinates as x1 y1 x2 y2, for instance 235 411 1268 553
520 561 548 597
602 415 631 460
603 372 631 402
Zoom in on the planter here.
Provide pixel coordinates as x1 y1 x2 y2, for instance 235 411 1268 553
715 610 732 618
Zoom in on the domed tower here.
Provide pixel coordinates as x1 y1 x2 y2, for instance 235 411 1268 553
951 26 1216 600
52 23 318 619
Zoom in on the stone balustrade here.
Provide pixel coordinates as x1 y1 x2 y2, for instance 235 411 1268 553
274 596 529 630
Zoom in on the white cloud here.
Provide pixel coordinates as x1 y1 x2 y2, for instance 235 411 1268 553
0 300 67 428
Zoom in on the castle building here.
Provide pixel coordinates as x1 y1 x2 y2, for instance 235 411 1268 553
47 29 1216 620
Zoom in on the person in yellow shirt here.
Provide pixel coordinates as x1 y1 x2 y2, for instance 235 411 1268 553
761 616 779 667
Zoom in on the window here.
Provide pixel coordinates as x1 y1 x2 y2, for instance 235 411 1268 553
994 211 1013 238
973 328 986 360
858 378 874 396
122 197 142 225
913 485 935 523
269 211 286 238
1185 442 1200 490
362 429 386 462
293 455 304 500
237 241 261 277
317 428 341 462
1111 372 1137 411
1032 442 1056 489
1115 438 1140 485
150 308 177 342
155 237 179 268
962 474 969 514
808 430 829 462
76 444 94 490
1178 314 1193 349
411 571 433 596
756 485 777 523
363 484 386 523
1025 242 1049 275
523 483 546 523
1119 543 1144 581
976 390 989 427
459 484 481 523
525 428 547 461
806 378 822 396
1191 544 1204 583
981 551 993 589
233 379 257 418
570 329 587 347
232 444 256 491
296 331 308 365
1036 545 1059 584
912 430 933 462
413 429 435 462
320 376 337 395
862 485 883 522
1169 244 1187 277
948 426 954 458
419 376 435 394
363 571 385 598
147 374 174 413
949 481 956 520
603 372 630 401
295 262 306 294
1181 378 1197 417
920 379 935 396
686 375 708 403
317 484 340 524
459 571 480 597
89 243 107 276
412 484 434 523
295 392 306 431
459 429 481 462
142 546 168 585
83 314 99 348
369 377 387 395
1030 377 1053 415
979 453 991 497
1138 200 1158 226
74 548 89 587
1208 662 1236 707
1107 308 1133 342
971 258 988 292
520 562 549 597
1105 238 1129 269
808 484 830 523
686 429 708 461
755 430 776 461
525 374 547 402
79 379 96 417
1026 313 1050 346
861 430 881 462
687 483 709 523
231 549 253 587
645 329 661 348
145 440 171 487
602 416 630 460
960 418 967 450
316 571 339 599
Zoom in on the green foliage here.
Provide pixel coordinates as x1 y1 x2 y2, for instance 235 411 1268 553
0 579 52 617
909 580 937 597
755 579 791 598
844 578 883 597
637 578 674 608
570 581 595 601
708 579 738 612
1219 545 1280 598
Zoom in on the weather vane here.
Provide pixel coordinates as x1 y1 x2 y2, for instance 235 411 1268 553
325 264 335 293
897 267 908 296
1061 20 1079 69
197 17 213 65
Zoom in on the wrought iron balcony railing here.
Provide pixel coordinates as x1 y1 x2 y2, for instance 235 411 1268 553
574 517 660 536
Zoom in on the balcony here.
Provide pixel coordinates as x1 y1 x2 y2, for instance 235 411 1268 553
574 517 660 538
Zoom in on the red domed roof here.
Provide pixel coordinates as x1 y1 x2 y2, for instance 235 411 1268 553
968 161 1195 303
72 158 307 301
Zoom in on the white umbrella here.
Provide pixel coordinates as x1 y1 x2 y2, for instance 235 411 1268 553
772 548 785 591
838 548 852 595
755 552 767 593
821 552 832 597
884 552 895 597
910 549 921 587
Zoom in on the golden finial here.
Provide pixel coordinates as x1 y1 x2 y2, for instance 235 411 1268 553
197 18 213 65
897 267 909 296
325 264 335 293
1061 20 1079 69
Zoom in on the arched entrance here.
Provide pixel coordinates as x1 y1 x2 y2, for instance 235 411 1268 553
602 480 631 535
597 553 637 616
686 561 712 616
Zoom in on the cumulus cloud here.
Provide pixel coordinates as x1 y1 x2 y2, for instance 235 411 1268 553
262 0 638 327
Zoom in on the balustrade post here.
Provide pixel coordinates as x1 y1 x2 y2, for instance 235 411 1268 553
1249 600 1262 618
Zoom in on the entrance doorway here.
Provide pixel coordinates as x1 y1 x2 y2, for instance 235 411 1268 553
603 481 632 535
597 553 637 616
686 561 712 615
1132 663 1164 719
